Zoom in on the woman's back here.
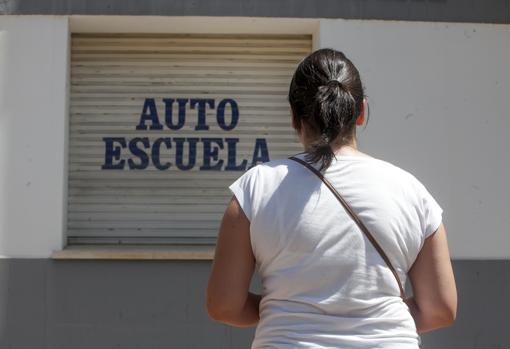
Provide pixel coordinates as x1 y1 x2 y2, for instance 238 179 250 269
229 152 443 349
206 48 456 347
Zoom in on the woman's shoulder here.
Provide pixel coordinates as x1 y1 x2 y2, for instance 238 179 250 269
369 157 419 179
248 156 302 175
340 154 423 184
374 158 431 191
232 156 314 195
230 157 295 187
364 157 442 211
245 154 431 193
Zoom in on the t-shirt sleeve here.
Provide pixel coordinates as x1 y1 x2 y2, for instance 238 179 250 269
413 178 444 239
228 165 260 222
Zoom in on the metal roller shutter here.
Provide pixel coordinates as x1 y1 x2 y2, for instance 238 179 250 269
68 33 312 245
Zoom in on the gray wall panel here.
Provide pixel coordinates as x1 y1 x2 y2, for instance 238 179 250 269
2 0 510 24
0 259 508 348
0 261 9 349
45 260 239 349
6 260 47 349
420 260 510 349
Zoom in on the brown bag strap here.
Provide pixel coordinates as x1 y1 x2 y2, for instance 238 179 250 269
289 155 406 299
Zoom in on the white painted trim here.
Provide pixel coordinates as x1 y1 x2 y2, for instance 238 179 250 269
51 244 215 260
69 15 320 35
61 17 71 249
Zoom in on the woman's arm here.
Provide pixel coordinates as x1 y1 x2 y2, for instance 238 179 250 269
205 196 261 327
405 223 457 333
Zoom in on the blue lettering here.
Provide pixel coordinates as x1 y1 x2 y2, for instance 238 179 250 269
217 99 239 131
151 137 172 170
224 138 247 171
191 98 214 131
175 137 198 170
136 98 163 130
163 98 187 130
200 138 224 171
102 97 255 171
250 138 270 168
102 137 126 170
128 137 150 169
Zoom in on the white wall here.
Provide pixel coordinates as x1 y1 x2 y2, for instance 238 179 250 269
0 16 69 257
1 15 509 259
319 19 510 259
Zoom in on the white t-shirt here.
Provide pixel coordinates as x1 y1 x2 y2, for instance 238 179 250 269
228 151 443 349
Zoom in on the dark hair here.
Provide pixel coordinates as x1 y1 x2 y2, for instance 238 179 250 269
288 48 366 171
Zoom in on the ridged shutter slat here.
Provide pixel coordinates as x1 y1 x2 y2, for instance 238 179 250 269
68 33 311 245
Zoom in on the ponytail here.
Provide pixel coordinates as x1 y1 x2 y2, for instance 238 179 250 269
306 79 356 171
288 49 364 171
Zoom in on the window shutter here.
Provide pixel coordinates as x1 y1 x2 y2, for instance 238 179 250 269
68 33 311 245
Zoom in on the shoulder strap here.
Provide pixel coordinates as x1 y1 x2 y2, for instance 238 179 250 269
288 155 405 299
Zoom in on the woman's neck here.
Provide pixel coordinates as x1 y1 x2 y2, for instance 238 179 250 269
303 137 372 159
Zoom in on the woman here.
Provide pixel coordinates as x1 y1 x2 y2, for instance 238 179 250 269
206 48 457 348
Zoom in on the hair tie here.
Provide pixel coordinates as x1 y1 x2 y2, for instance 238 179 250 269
320 132 330 143
328 79 343 88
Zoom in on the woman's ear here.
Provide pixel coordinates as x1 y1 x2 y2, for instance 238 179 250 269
356 98 366 126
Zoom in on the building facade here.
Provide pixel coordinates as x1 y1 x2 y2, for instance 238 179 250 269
1 1 510 348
